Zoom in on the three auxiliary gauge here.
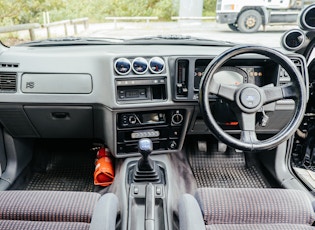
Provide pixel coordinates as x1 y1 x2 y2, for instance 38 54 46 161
114 57 165 75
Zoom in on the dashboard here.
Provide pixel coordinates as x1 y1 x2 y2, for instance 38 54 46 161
0 44 308 157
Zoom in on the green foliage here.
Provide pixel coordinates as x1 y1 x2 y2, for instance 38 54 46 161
54 0 179 21
0 0 216 25
0 0 64 25
203 0 216 16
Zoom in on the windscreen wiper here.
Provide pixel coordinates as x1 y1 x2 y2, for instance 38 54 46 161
132 35 194 40
17 35 236 47
127 35 236 46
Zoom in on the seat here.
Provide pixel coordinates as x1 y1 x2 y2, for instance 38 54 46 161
0 190 118 230
179 188 315 230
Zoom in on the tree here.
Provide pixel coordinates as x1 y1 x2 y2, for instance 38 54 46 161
203 0 216 16
0 0 64 25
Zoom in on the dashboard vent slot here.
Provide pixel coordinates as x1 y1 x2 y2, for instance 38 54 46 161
176 60 189 97
0 63 19 68
0 72 17 92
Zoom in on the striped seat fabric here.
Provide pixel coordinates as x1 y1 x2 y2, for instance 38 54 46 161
206 224 315 230
0 190 100 230
195 188 315 230
0 220 90 230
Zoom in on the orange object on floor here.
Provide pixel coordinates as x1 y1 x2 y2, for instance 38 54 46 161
94 148 115 187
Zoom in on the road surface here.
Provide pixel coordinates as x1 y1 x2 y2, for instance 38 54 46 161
8 21 298 48
82 21 298 48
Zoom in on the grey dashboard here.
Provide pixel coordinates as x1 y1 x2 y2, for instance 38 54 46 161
0 44 308 157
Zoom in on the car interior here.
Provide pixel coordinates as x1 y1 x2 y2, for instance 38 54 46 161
0 4 315 230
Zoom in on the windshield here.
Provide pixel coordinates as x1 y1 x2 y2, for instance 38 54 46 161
0 0 309 47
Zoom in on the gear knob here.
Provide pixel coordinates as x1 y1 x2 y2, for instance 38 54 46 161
138 138 153 159
138 138 154 171
133 138 161 182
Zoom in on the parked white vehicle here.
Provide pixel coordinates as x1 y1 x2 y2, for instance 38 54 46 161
216 0 313 32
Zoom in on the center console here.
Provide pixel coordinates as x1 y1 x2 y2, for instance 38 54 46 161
127 139 168 230
116 109 186 155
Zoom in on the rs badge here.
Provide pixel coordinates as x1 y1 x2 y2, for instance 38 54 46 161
26 82 35 89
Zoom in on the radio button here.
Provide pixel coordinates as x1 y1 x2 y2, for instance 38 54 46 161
131 130 160 139
128 115 137 124
169 140 178 149
172 113 183 125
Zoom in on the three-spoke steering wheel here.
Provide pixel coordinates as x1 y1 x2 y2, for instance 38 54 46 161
199 45 307 151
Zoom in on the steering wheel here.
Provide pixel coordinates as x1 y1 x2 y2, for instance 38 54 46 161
199 45 307 151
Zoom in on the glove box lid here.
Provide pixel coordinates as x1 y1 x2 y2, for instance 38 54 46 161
24 106 93 138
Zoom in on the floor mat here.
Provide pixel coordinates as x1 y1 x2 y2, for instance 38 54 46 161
17 141 96 192
189 148 271 188
25 154 95 191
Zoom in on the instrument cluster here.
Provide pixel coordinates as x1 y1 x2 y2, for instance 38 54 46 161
193 60 265 90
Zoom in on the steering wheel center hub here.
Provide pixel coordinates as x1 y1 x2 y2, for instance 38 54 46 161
240 87 261 109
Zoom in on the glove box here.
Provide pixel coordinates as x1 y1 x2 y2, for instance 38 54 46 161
24 106 93 138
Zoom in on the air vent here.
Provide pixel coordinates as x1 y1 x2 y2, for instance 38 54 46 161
176 60 189 97
279 58 302 86
0 63 19 68
0 72 17 92
299 4 315 31
281 29 306 52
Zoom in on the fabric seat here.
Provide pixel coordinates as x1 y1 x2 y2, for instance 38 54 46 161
179 188 315 230
0 190 118 230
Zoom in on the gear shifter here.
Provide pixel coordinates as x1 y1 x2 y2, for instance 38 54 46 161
138 138 154 171
133 138 161 183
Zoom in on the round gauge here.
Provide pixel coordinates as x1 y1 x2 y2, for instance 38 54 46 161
114 58 131 75
149 57 165 74
132 57 148 74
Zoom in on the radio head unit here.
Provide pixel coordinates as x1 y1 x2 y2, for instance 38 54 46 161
119 111 166 128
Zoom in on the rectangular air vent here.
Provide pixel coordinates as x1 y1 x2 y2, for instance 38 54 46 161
0 63 19 68
176 60 189 97
0 72 17 92
279 58 303 86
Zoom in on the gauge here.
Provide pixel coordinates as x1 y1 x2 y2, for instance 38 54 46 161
114 58 131 75
132 57 148 74
213 67 246 85
149 57 165 74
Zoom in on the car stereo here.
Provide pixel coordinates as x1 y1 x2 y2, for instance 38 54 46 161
117 109 185 155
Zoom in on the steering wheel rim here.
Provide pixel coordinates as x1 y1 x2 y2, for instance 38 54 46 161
199 45 307 151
